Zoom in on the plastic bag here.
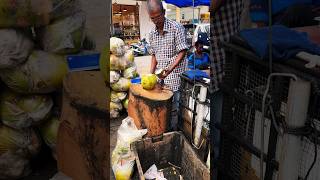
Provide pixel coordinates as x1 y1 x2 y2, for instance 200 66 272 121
0 50 68 94
118 56 133 70
110 71 120 84
110 54 120 71
0 0 52 28
144 164 166 180
111 91 121 103
0 126 41 179
111 91 127 103
117 92 127 101
124 49 134 63
0 29 34 69
110 37 125 57
0 91 53 129
0 151 31 179
111 78 131 92
112 117 147 180
123 64 138 79
110 102 123 112
39 11 86 54
50 0 81 21
110 110 120 119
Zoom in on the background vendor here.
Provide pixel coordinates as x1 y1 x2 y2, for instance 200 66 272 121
188 38 210 70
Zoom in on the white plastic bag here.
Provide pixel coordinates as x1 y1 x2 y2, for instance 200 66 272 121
112 117 147 180
0 29 34 69
144 164 166 180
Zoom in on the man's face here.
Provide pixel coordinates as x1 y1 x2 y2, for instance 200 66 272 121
196 43 204 52
149 9 165 28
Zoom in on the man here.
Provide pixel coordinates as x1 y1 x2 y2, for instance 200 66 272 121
146 0 189 131
210 0 244 178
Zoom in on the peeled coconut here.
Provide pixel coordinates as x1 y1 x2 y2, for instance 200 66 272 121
122 99 129 109
39 117 60 149
0 91 53 129
124 49 134 63
0 50 68 94
123 65 138 79
110 71 120 84
110 37 125 56
111 78 131 92
141 74 157 90
110 54 120 71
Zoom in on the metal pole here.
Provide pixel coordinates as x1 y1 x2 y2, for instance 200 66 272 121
261 1 273 179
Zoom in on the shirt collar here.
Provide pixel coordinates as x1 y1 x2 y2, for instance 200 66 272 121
155 18 169 34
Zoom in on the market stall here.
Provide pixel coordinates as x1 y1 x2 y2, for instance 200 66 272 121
112 3 140 45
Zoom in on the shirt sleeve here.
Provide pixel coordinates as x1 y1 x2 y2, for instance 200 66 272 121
147 32 155 55
175 25 189 53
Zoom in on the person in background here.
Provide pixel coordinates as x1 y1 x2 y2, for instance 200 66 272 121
146 0 189 131
241 0 253 29
250 0 320 28
188 40 210 70
210 0 244 179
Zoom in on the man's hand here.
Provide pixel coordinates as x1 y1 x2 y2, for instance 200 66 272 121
162 49 187 79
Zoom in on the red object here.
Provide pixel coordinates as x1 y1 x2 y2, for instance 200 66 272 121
294 26 320 45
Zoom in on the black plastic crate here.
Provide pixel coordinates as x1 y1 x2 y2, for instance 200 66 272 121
132 132 210 180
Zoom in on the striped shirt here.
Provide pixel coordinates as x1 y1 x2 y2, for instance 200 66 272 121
210 0 244 91
148 18 189 92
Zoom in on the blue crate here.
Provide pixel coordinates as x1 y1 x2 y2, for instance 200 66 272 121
131 77 141 84
66 52 100 71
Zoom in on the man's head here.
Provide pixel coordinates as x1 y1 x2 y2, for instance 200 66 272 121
147 0 165 28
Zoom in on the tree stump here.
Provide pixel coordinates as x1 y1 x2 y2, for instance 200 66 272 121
128 84 173 137
57 71 109 180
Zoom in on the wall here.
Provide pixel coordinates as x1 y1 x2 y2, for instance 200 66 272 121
111 0 154 41
80 0 109 51
139 2 155 41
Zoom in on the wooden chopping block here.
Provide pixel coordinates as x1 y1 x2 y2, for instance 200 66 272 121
57 71 109 180
128 84 173 137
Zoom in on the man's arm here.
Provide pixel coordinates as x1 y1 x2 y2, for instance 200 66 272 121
150 54 157 74
163 50 187 77
210 0 225 13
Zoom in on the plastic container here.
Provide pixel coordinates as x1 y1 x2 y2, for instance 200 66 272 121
131 77 141 84
66 51 100 71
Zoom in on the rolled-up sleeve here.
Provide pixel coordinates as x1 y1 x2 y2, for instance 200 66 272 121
175 25 189 53
147 33 155 55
